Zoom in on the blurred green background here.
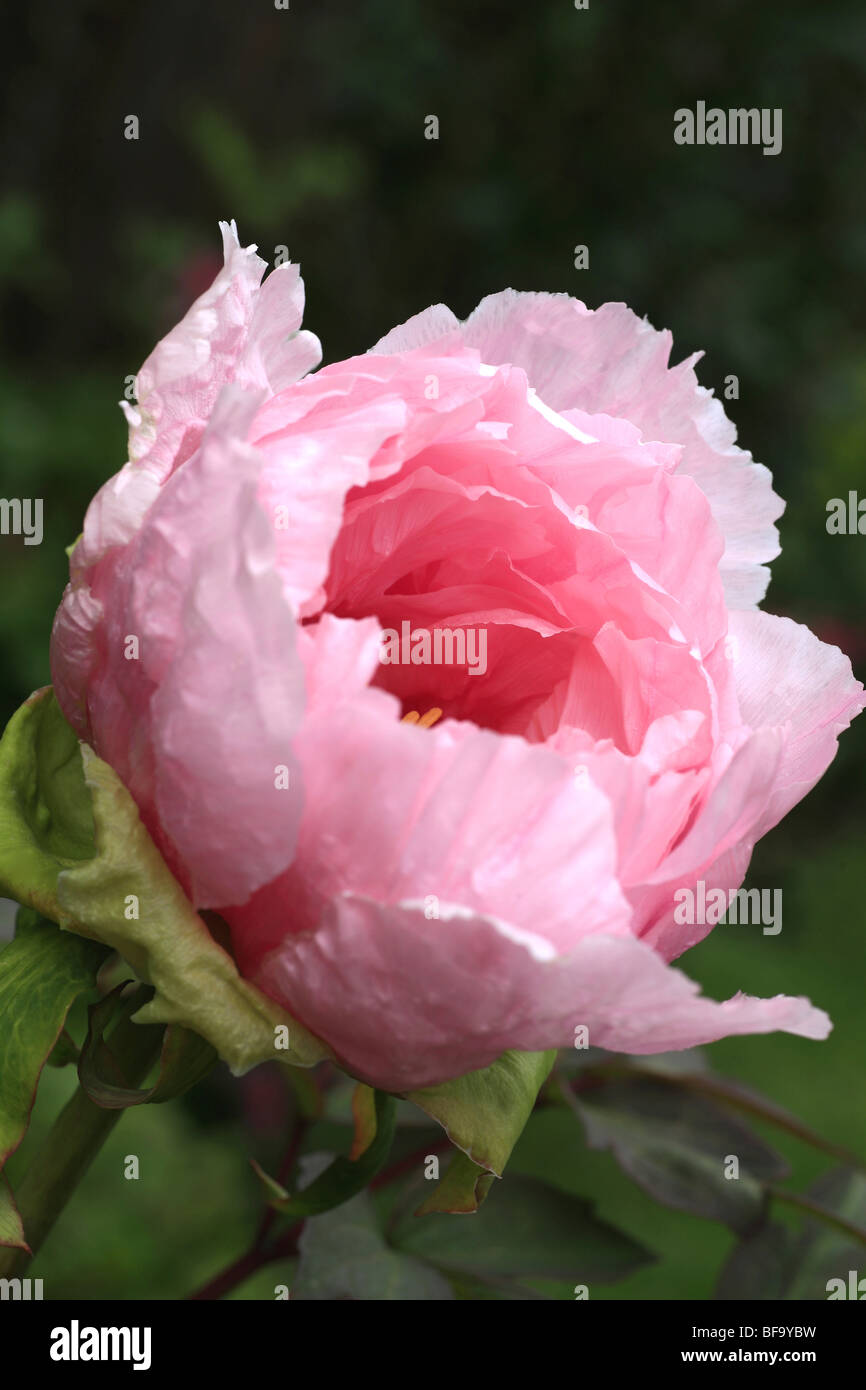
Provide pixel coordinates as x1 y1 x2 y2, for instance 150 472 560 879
1 0 864 1298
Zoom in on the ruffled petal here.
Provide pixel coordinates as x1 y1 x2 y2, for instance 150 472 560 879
68 387 308 909
460 290 783 608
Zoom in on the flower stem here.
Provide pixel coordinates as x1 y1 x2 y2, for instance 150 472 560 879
767 1186 866 1246
189 1090 399 1299
0 1011 162 1278
188 1221 304 1300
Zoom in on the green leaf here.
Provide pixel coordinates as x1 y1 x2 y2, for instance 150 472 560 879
0 688 94 922
415 1149 496 1215
0 1175 28 1253
53 742 331 1074
268 1090 398 1219
719 1169 866 1301
0 908 107 1168
406 1048 556 1178
292 1190 454 1301
567 1074 788 1232
77 983 217 1109
715 1221 793 1300
391 1175 653 1285
786 1170 866 1300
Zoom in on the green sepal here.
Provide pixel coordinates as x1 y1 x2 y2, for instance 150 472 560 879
77 983 217 1109
407 1049 556 1177
55 745 332 1073
0 687 331 1075
415 1149 496 1215
0 688 95 921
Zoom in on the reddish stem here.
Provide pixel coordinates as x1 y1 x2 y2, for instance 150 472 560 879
188 1221 304 1301
254 1120 309 1246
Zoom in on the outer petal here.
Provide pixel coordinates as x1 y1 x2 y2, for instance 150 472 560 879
234 257 323 396
71 465 162 578
66 223 321 592
53 387 307 910
258 901 829 1091
129 220 320 484
50 585 105 743
727 610 866 837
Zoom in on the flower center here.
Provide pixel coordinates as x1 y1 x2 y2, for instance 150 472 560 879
401 706 443 729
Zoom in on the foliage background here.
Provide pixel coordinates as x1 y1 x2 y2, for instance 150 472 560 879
0 0 864 1298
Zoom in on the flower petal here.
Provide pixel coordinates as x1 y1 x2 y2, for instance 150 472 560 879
727 610 866 836
257 900 829 1091
460 291 783 608
56 387 308 909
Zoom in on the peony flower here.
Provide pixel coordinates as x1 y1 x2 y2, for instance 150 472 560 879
50 222 864 1091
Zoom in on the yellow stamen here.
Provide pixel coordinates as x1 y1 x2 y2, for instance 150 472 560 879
402 706 443 729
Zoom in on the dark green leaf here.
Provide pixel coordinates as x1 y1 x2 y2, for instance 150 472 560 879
569 1075 787 1231
787 1170 866 1300
717 1169 866 1301
716 1222 793 1300
392 1175 653 1284
292 1191 454 1301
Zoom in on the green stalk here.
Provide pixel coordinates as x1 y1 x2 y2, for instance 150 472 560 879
0 1012 162 1277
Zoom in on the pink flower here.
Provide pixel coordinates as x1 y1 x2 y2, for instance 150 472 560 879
51 223 863 1090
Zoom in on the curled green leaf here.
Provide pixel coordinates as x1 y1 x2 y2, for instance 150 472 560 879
78 983 217 1109
269 1090 397 1219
